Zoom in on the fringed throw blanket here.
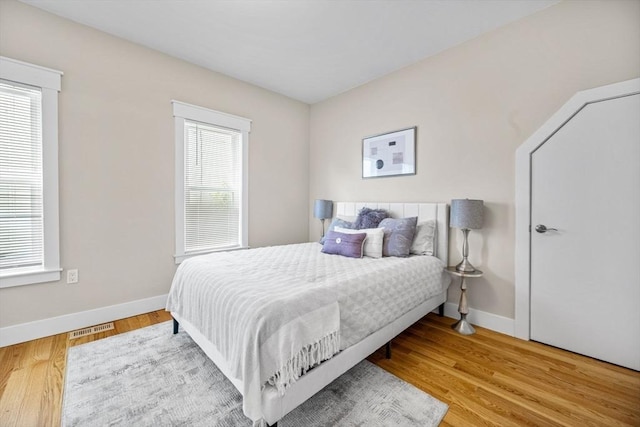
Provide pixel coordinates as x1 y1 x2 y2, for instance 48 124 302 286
166 246 341 424
166 243 447 424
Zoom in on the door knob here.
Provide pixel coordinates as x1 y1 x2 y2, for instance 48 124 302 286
535 224 558 233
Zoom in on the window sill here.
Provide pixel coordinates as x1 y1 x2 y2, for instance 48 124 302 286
174 246 250 264
0 267 62 288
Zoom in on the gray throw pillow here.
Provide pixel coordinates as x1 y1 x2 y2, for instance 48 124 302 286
379 217 418 257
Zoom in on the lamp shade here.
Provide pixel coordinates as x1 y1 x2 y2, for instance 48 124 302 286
450 199 484 229
314 199 333 219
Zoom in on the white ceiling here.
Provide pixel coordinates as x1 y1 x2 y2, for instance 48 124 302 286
22 0 558 104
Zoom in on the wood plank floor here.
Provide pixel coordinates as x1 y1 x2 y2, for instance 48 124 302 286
1 310 638 426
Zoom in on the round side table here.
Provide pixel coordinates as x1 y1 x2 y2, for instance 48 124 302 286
446 267 483 335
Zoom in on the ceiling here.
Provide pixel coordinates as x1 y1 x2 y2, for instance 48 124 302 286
22 0 558 104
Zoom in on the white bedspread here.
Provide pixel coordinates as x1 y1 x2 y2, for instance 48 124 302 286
166 242 447 424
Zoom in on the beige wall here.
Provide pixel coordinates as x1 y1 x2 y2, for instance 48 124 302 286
309 0 640 318
0 0 310 327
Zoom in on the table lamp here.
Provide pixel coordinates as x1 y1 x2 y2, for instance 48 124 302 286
314 199 333 237
450 199 484 272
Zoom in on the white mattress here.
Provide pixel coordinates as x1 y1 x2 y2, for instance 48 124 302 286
166 242 448 423
333 247 447 348
169 241 446 348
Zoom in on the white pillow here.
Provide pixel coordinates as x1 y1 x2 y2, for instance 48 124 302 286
410 220 436 256
335 226 384 258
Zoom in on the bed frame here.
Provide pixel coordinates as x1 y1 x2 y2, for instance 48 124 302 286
171 202 449 426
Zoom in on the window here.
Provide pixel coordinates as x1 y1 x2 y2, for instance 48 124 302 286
173 101 250 263
0 57 62 288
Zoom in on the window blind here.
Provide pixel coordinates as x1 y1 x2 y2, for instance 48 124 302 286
0 80 44 270
184 120 242 252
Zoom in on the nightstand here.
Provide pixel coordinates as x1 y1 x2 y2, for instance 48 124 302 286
446 267 483 335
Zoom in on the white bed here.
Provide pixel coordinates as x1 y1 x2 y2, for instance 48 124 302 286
168 202 449 426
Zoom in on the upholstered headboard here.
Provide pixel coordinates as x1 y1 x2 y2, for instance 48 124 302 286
335 202 449 266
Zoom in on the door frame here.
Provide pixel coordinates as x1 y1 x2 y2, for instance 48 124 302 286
514 78 640 340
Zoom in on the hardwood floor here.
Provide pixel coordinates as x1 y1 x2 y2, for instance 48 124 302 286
369 314 640 426
1 311 638 426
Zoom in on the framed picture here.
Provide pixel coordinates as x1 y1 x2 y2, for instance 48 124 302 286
362 127 416 178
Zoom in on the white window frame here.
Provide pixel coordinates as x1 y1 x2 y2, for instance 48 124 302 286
173 101 250 264
0 57 63 288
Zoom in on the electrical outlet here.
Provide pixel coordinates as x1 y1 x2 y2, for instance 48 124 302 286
67 269 79 284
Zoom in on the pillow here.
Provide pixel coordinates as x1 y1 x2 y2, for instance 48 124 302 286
410 220 436 256
321 230 367 259
320 217 354 244
335 226 384 258
378 217 418 257
335 215 356 223
353 207 389 229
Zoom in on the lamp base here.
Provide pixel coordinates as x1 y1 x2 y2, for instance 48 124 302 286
452 315 476 335
455 257 476 273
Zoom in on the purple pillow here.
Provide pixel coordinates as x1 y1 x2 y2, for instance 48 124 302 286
321 230 367 258
379 217 418 257
354 207 389 229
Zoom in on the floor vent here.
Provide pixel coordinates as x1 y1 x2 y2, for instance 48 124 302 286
69 322 114 339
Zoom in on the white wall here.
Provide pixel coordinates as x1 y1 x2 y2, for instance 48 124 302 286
0 0 310 328
308 0 640 319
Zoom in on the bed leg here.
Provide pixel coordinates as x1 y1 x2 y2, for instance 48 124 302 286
385 342 392 359
438 303 445 317
172 317 179 334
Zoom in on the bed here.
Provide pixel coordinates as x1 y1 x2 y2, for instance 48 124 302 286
167 202 450 426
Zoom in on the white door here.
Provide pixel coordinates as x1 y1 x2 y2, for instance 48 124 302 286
530 93 640 371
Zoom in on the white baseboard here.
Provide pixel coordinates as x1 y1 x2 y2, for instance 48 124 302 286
434 302 515 336
0 294 168 347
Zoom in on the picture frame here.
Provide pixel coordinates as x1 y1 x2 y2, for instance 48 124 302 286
362 127 416 178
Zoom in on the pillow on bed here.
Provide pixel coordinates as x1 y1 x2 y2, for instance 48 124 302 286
335 226 384 258
378 217 418 257
353 207 389 229
410 220 436 256
320 217 354 244
321 230 367 258
335 215 356 223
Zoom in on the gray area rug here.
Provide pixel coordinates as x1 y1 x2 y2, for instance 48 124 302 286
62 321 448 426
